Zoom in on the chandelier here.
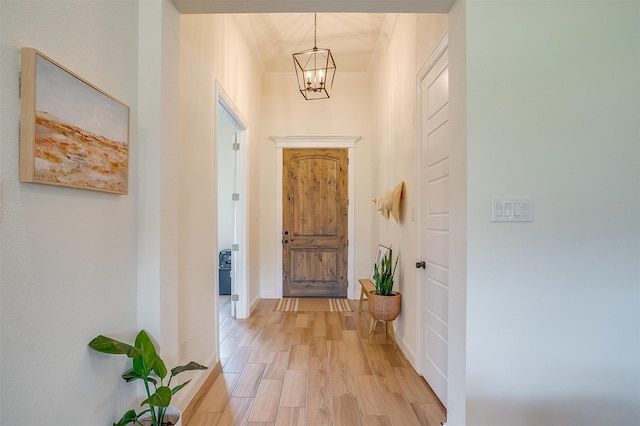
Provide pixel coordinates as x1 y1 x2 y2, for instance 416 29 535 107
292 13 337 100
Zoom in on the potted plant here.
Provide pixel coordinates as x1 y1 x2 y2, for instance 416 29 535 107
89 330 208 426
369 247 401 321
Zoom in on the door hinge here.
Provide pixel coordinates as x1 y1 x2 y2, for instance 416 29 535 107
231 244 240 251
232 193 240 201
232 142 240 151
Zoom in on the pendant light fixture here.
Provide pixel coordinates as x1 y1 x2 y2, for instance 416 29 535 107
292 13 337 100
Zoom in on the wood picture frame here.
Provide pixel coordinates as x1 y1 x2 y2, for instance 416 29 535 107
371 244 390 280
20 48 130 194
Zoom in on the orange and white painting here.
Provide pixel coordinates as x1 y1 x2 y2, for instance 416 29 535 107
20 48 129 194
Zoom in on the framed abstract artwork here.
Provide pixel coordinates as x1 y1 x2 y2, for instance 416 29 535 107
20 48 130 194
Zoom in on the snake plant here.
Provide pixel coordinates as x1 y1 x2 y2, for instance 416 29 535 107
373 247 399 296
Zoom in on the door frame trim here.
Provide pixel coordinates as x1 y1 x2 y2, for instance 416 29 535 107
215 81 250 319
416 34 448 377
271 135 359 299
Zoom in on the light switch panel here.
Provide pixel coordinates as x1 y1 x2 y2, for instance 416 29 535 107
492 197 534 222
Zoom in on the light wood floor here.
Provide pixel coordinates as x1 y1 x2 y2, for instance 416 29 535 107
186 296 446 425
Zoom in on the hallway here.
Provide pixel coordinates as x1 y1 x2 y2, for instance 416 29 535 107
186 297 446 425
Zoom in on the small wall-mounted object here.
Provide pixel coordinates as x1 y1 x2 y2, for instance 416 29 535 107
373 181 404 222
492 197 534 222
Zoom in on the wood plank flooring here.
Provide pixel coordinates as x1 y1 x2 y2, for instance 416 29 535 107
186 296 446 426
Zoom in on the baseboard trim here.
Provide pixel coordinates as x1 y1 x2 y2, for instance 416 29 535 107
250 295 261 314
181 361 222 424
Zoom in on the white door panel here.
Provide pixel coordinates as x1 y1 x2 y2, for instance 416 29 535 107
428 327 449 373
428 280 449 319
427 121 450 164
426 68 449 118
428 311 449 341
427 177 450 214
426 161 449 184
426 263 449 285
427 214 449 231
419 44 449 407
428 231 449 268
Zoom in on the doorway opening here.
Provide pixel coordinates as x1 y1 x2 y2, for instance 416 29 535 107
215 81 249 328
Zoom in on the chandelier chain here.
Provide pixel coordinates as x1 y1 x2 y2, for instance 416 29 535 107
314 13 317 48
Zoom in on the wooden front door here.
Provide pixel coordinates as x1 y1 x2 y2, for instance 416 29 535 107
283 148 348 298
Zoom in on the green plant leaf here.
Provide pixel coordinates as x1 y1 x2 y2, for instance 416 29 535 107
121 369 142 383
132 354 146 377
113 409 138 426
134 330 158 376
171 379 191 395
122 369 157 385
373 248 399 295
89 335 141 358
171 361 208 376
142 386 172 408
153 355 168 379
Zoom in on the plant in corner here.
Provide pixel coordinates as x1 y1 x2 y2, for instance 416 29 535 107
89 330 207 426
370 248 402 324
373 247 399 296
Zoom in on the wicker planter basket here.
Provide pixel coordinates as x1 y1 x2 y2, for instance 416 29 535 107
368 290 401 321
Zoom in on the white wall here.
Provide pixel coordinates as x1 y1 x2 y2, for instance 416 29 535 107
178 13 263 372
136 0 182 374
446 0 467 424
257 74 376 299
464 2 640 424
367 13 448 365
0 1 139 424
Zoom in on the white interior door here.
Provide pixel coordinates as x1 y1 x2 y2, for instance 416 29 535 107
419 43 449 407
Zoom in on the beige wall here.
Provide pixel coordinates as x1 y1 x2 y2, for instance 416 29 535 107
367 13 448 364
257 75 377 298
178 12 263 391
0 0 140 424
464 2 640 424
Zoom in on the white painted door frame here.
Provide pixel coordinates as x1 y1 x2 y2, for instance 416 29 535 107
416 34 450 406
270 136 359 299
215 81 250 319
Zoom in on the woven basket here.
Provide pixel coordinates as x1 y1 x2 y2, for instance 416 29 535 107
368 290 401 321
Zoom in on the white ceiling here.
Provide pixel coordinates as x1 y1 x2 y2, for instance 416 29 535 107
240 13 387 74
172 0 453 74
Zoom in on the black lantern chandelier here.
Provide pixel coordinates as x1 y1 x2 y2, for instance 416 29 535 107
292 13 337 100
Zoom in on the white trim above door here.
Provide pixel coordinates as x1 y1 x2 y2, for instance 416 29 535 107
271 135 359 299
